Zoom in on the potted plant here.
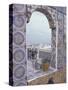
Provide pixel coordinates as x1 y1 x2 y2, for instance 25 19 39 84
41 59 50 71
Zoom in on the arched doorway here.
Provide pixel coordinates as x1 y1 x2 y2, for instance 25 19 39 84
26 9 56 81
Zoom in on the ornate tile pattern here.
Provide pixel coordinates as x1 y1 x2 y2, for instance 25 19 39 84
9 4 27 86
9 4 66 86
57 12 64 69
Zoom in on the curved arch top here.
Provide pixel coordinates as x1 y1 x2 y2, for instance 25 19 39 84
35 8 55 29
26 7 56 30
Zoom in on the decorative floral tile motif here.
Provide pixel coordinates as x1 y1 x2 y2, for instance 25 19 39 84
9 4 66 86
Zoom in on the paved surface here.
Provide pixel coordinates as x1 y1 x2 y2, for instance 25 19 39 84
27 60 55 81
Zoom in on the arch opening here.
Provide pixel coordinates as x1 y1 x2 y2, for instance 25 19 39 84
26 10 56 81
27 8 55 29
26 11 51 46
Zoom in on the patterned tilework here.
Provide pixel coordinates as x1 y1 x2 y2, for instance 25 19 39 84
9 4 27 86
63 15 66 66
51 29 56 68
57 12 64 69
9 4 66 86
9 4 13 86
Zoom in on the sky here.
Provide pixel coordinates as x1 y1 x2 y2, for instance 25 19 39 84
26 11 51 46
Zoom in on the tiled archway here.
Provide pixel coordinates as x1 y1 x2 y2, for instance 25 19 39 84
9 4 66 86
26 5 57 71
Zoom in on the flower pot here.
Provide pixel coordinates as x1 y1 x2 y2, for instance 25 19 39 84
42 63 49 71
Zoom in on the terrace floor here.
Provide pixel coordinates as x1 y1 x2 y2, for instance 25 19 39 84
27 60 56 82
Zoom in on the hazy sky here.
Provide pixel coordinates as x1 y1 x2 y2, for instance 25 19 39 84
26 11 51 45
